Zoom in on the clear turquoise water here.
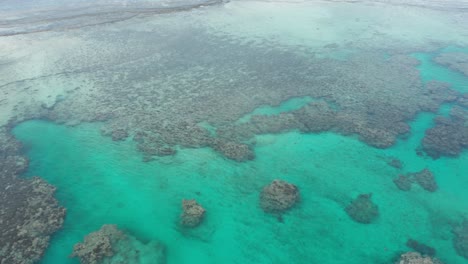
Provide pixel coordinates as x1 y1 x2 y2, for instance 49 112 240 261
12 50 468 263
412 50 468 92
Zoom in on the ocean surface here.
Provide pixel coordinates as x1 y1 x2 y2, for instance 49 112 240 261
1 0 468 263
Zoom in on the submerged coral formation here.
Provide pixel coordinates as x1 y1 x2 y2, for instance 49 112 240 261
413 169 438 192
0 1 467 262
260 179 300 213
395 252 443 264
71 225 119 264
37 45 460 162
345 193 379 224
422 106 468 158
70 224 166 264
406 239 436 257
434 52 468 76
393 168 438 192
211 139 255 162
387 158 404 169
394 175 413 191
180 199 206 228
453 220 468 260
0 128 65 264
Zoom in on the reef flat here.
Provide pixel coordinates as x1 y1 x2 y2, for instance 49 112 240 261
12 115 468 263
0 127 65 263
1 0 468 263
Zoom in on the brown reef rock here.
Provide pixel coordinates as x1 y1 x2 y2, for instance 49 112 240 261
422 106 468 159
393 168 437 192
0 129 65 264
41 49 461 162
345 193 379 224
211 139 255 162
406 239 436 257
70 224 166 264
395 252 443 264
260 179 300 213
434 52 468 76
453 220 468 260
71 225 121 264
180 199 206 228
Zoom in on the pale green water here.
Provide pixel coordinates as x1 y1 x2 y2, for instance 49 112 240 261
13 48 468 262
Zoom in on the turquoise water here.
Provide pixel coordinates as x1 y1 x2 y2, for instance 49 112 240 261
412 50 468 92
13 92 468 263
11 49 468 263
3 0 468 262
442 46 468 53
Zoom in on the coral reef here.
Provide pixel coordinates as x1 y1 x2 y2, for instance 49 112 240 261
434 52 468 76
71 225 120 264
0 22 464 262
180 199 206 228
260 180 300 213
458 93 468 108
419 81 459 112
388 158 403 169
406 239 436 257
422 106 468 158
0 2 466 262
38 46 460 161
393 168 438 192
103 128 129 141
70 224 166 264
211 139 254 162
413 169 438 192
0 128 65 264
345 193 379 224
453 220 468 260
394 175 413 191
395 252 443 264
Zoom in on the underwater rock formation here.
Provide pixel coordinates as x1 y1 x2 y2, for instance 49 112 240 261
458 93 468 108
71 225 120 263
422 106 468 158
345 193 379 224
211 80 459 160
393 168 438 192
413 169 438 192
36 49 459 161
453 220 468 260
434 52 468 76
70 224 166 264
110 129 129 141
395 252 443 264
0 128 65 264
180 199 206 228
394 175 413 191
406 239 436 257
132 121 212 161
211 139 255 162
388 158 403 169
260 180 300 213
420 81 459 112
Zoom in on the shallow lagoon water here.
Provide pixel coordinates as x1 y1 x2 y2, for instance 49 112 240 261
2 0 468 263
13 78 468 264
13 118 468 263
413 50 468 92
